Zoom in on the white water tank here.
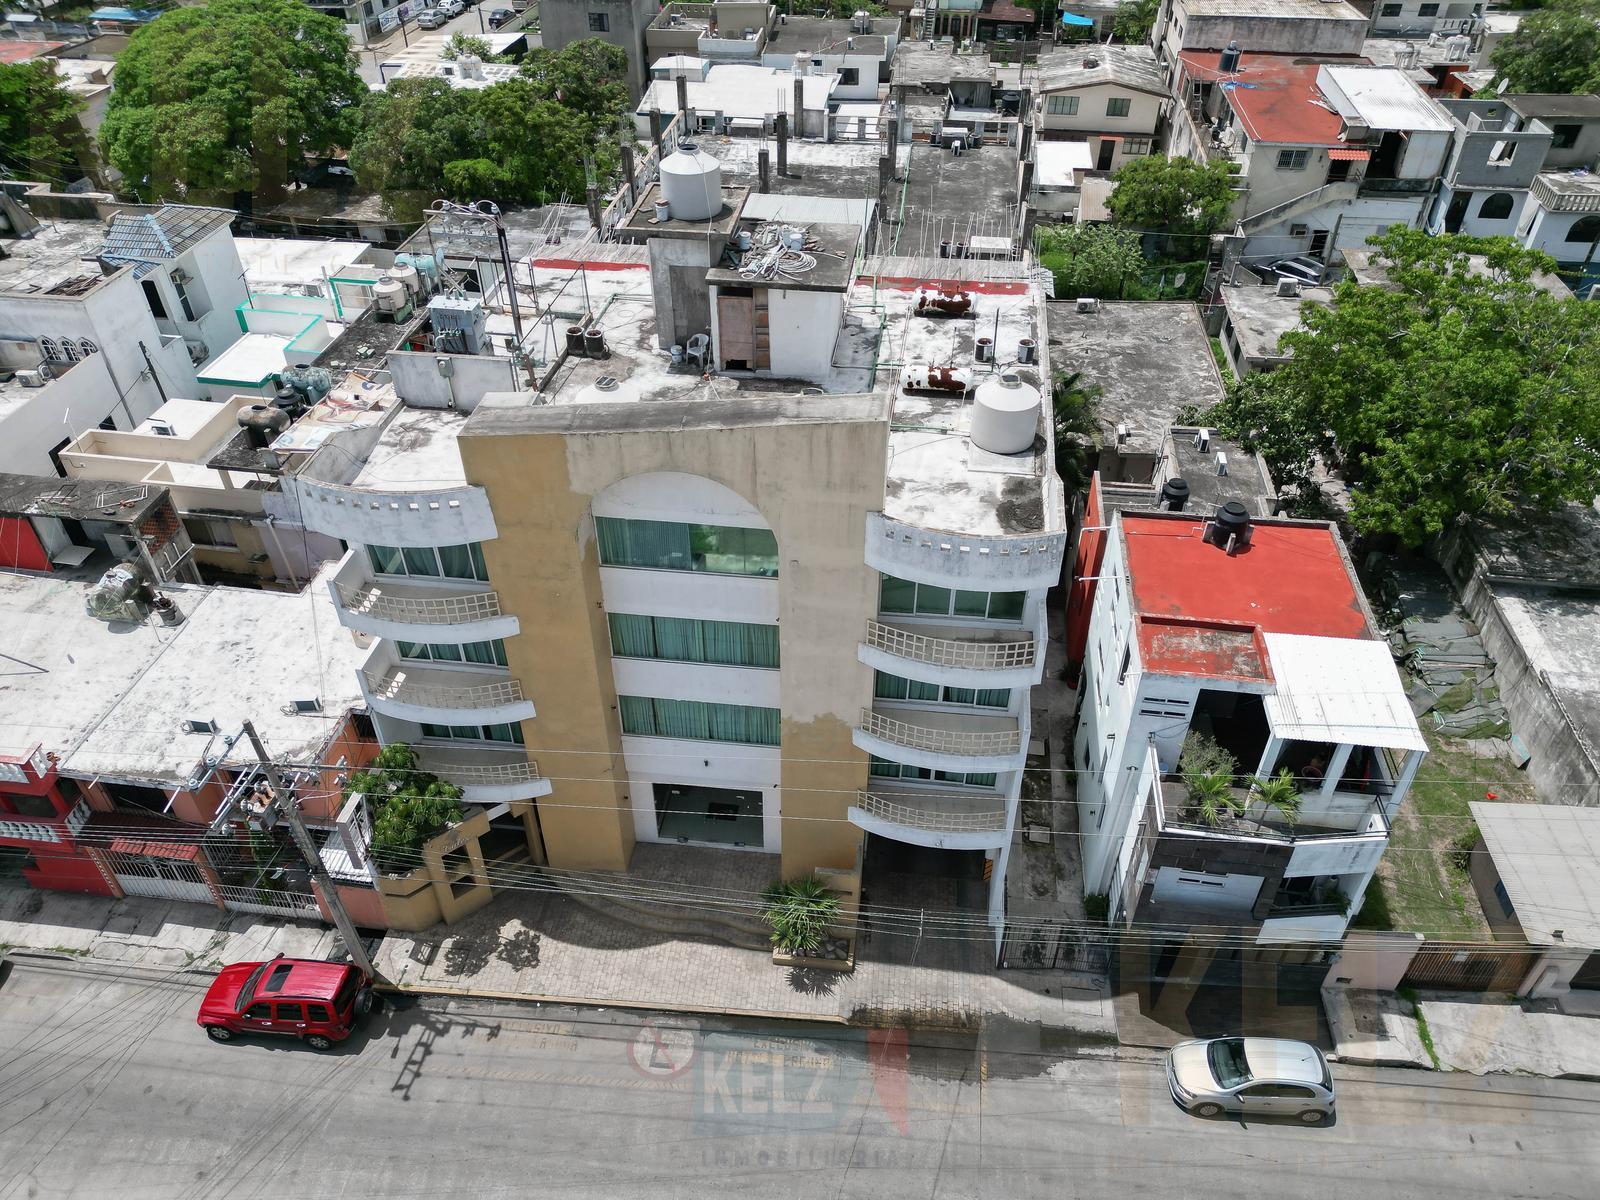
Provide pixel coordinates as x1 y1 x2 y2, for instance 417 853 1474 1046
388 262 421 300
374 278 408 314
659 141 723 221
970 372 1042 454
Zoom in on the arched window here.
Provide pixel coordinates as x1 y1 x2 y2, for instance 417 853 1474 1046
78 339 97 357
38 336 60 362
1477 192 1514 221
61 340 80 362
1568 214 1600 244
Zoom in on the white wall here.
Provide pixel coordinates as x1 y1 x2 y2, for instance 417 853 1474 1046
622 738 782 848
591 468 769 527
0 352 130 476
767 288 843 381
610 656 781 709
387 350 520 412
600 565 780 624
1038 82 1165 141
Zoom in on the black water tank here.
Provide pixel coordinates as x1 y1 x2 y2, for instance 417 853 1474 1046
1159 477 1190 512
1219 40 1242 74
238 403 291 449
1213 499 1251 550
584 328 608 359
565 324 586 357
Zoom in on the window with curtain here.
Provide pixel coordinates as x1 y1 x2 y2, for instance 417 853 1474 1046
618 695 780 745
366 544 406 575
878 573 1025 621
419 721 524 745
397 639 508 667
596 516 778 577
1045 95 1079 116
607 613 779 668
366 542 488 581
868 756 995 787
874 672 1009 708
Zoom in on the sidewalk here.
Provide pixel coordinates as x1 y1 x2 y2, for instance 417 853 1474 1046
0 883 340 976
1325 986 1600 1079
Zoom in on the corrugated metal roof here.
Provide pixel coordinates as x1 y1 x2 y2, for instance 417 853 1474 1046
1262 632 1427 752
97 204 233 268
1472 802 1600 948
1317 65 1454 133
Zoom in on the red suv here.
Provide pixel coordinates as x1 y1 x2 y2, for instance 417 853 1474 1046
198 956 373 1051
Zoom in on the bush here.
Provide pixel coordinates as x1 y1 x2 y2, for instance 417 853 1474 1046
761 877 840 955
1178 732 1237 782
1446 826 1482 874
347 742 465 873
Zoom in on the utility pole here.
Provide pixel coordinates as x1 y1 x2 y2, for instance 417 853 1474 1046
241 720 378 979
137 340 168 404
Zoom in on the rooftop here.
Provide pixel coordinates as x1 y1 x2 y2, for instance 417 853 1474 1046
1466 499 1600 591
898 139 1022 242
705 221 862 292
1179 51 1359 146
1122 512 1374 682
236 236 371 293
712 137 884 199
638 64 836 119
1160 425 1277 515
1341 247 1572 299
0 566 366 784
0 40 62 64
1472 801 1600 948
1037 44 1167 96
350 402 472 491
1316 64 1453 133
1534 169 1600 201
97 204 234 278
1045 301 1224 454
1505 93 1600 122
1358 37 1473 73
197 331 290 388
1034 140 1096 190
1219 282 1333 364
764 15 895 57
0 472 168 525
0 216 111 296
891 43 995 88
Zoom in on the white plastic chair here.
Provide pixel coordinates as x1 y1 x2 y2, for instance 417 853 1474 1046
686 333 710 370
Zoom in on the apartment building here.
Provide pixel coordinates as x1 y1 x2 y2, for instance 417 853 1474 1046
541 0 661 100
1366 0 1482 40
1071 500 1425 943
293 143 1066 943
1152 0 1369 68
1035 46 1170 173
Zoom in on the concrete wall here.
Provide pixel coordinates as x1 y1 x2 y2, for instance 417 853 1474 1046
766 288 843 381
541 0 659 101
458 394 890 880
646 236 718 350
1039 83 1164 142
0 351 127 476
1163 6 1368 61
1322 930 1424 990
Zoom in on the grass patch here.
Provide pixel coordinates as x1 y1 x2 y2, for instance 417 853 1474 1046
1375 730 1535 939
1209 336 1235 383
1399 986 1441 1070
1350 877 1394 931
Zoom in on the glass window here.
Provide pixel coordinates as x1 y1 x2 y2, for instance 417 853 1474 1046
306 1003 332 1022
437 543 477 580
1380 2 1401 14
609 614 777 668
1106 97 1131 118
987 591 1025 620
461 639 507 667
596 517 777 577
427 641 463 662
879 574 917 613
914 583 952 615
619 696 779 745
1045 95 1078 116
944 686 977 706
397 641 430 661
975 688 1010 708
366 543 406 575
245 1003 273 1020
965 772 997 787
421 723 453 738
653 616 706 662
482 722 524 745
1418 3 1438 15
1277 149 1310 171
954 590 989 618
875 672 908 701
275 1003 305 1021
588 11 608 31
401 546 440 577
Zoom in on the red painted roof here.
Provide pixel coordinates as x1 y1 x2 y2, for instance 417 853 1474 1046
1179 51 1357 147
1122 513 1373 681
0 41 64 64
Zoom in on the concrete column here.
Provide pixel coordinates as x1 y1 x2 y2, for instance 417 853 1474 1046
1018 156 1034 205
776 112 789 176
1391 747 1424 811
793 76 805 139
676 74 689 128
1020 115 1034 159
758 146 771 193
1320 743 1354 804
1255 734 1284 779
620 143 636 205
585 183 602 232
878 151 894 212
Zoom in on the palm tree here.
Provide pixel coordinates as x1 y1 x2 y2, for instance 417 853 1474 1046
1250 769 1303 827
1186 771 1241 828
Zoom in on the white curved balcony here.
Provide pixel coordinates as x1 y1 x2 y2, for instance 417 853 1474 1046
327 548 519 640
286 475 497 548
848 787 1010 851
419 747 552 803
852 705 1026 772
858 619 1041 689
866 513 1067 592
360 665 535 726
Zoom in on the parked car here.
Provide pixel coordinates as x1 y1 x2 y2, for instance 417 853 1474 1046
437 0 465 15
415 8 449 29
198 956 373 1052
1270 255 1326 286
487 7 515 27
1166 1037 1335 1123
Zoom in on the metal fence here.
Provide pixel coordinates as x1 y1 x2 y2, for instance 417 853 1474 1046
1400 941 1540 993
215 883 323 921
998 918 1110 972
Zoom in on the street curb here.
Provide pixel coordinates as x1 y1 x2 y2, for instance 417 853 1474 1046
375 979 853 1027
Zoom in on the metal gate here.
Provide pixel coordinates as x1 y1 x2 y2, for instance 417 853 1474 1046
215 883 322 921
999 918 1109 972
107 852 213 904
1400 941 1539 993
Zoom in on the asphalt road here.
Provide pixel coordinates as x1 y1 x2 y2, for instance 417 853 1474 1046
1 956 1596 1199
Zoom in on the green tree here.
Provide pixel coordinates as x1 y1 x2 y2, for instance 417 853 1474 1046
349 77 483 220
1106 155 1237 251
1037 223 1147 300
441 33 496 61
1210 229 1600 544
345 742 465 874
1490 0 1600 94
0 60 90 185
100 0 364 204
518 39 632 144
1112 0 1160 43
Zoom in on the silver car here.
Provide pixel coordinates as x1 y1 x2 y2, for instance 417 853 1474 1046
1166 1037 1335 1123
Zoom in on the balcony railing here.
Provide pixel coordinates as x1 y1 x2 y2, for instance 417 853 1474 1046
858 708 1022 757
864 620 1035 670
1266 899 1348 919
856 790 1007 834
336 581 505 625
425 756 543 788
363 667 526 711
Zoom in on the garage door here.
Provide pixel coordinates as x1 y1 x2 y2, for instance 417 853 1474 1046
1150 867 1262 911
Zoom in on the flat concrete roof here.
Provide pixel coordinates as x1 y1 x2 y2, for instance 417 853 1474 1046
1472 801 1600 948
197 332 288 387
898 139 1022 246
0 566 366 784
236 237 371 292
1318 65 1453 133
351 403 471 491
765 15 895 57
638 65 836 120
0 473 167 524
706 221 861 291
1046 301 1224 454
891 43 994 87
1179 0 1365 19
1466 499 1600 590
0 217 109 296
465 390 889 437
712 138 884 200
1220 282 1334 364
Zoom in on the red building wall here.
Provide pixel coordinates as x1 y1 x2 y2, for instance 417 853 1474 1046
0 516 50 572
23 845 116 896
1064 473 1107 680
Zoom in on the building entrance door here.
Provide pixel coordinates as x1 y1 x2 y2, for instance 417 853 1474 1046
653 783 763 848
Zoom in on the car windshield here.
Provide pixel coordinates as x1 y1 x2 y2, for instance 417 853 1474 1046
236 962 270 1007
1207 1039 1252 1089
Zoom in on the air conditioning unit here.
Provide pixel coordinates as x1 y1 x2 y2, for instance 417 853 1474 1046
17 368 49 388
147 419 176 437
1076 297 1099 313
185 339 208 365
1276 278 1301 298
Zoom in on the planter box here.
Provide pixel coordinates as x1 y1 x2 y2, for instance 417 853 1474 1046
772 939 856 973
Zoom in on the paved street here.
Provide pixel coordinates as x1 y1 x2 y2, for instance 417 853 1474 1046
1 956 1597 1199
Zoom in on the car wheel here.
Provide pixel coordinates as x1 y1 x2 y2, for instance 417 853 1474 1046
205 1025 234 1043
1191 1102 1223 1118
1297 1109 1326 1124
306 1034 335 1051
